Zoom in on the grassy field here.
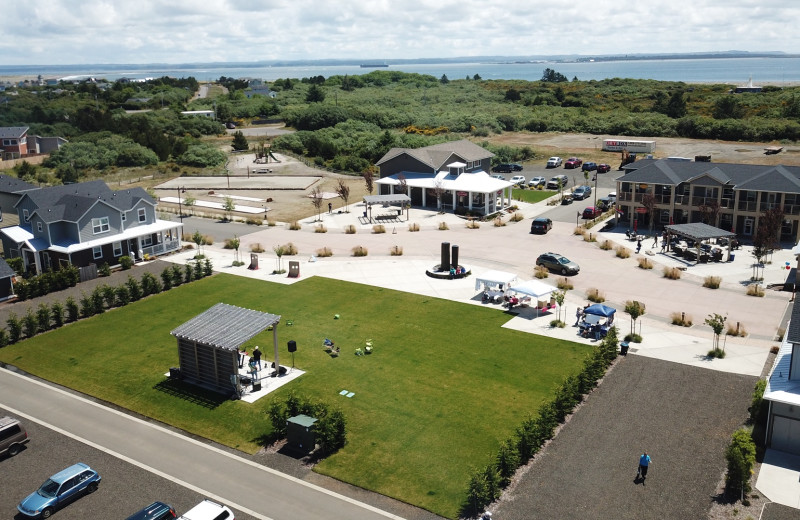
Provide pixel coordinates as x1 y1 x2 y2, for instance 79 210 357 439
511 188 556 204
0 274 591 518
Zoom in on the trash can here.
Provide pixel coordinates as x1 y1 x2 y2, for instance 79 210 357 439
620 342 629 355
728 253 735 262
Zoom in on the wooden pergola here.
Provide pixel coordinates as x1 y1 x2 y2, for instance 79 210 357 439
171 303 281 394
665 222 736 263
362 194 411 222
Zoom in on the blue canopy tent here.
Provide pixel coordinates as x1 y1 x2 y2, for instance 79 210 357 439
583 303 616 317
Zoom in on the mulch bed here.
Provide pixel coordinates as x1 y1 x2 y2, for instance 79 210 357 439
491 355 758 520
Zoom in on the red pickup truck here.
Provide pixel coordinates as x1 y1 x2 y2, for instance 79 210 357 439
565 157 583 169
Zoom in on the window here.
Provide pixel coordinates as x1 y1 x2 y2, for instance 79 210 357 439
92 246 102 259
23 209 30 222
113 241 122 257
138 208 146 223
142 236 153 247
37 222 42 232
121 212 126 222
92 217 109 234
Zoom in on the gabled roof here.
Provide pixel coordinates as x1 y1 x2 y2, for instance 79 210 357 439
0 258 14 279
0 126 28 139
17 181 154 224
620 159 800 193
765 302 800 406
0 174 37 195
171 303 281 351
376 139 493 169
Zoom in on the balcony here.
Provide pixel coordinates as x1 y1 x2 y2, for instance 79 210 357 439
142 238 181 258
737 201 757 212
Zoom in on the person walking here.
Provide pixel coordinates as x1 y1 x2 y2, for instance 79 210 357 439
637 452 652 481
575 306 584 326
328 202 332 214
252 346 262 369
636 238 642 254
652 234 658 247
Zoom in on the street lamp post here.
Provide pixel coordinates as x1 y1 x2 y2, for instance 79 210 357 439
177 186 184 241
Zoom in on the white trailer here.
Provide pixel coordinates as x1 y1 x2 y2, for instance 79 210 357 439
603 139 656 153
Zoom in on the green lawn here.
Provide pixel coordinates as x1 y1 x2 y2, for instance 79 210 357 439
0 274 590 518
511 188 556 204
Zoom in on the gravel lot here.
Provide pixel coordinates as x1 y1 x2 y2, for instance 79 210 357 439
491 355 758 520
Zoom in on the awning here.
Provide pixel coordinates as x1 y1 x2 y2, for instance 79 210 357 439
363 194 411 206
509 279 554 299
665 222 735 242
474 270 518 291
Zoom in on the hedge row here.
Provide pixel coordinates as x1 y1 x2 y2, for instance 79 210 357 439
463 327 620 518
13 265 80 301
0 260 213 346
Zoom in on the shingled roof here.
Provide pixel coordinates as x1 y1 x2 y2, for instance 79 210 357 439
375 139 493 169
0 174 37 195
171 303 281 351
18 180 154 223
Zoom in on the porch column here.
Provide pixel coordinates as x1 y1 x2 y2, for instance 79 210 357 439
451 191 456 209
272 322 280 373
468 191 473 211
422 188 426 208
484 193 490 215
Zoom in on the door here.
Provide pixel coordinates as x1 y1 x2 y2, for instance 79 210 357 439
743 217 754 236
771 416 800 455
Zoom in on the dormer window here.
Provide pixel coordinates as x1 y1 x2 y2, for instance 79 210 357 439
122 212 126 222
138 208 146 223
37 222 42 232
92 216 110 234
23 209 30 222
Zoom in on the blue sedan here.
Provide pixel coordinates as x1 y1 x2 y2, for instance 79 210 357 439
18 462 101 518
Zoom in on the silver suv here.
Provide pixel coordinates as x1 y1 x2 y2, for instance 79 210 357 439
178 499 234 520
0 416 29 457
547 175 568 190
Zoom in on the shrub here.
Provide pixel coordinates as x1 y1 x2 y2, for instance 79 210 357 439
194 259 205 280
267 219 277 227
509 212 524 222
573 226 586 236
746 285 765 297
171 264 183 286
120 255 133 270
390 245 403 256
91 287 105 315
204 258 213 277
0 329 8 347
408 222 420 231
438 222 449 230
583 232 597 242
550 319 566 328
183 264 194 284
727 322 747 337
624 333 643 343
288 221 301 230
637 257 653 269
466 220 480 229
141 272 162 296
703 276 722 289
245 217 263 226
250 243 265 253
315 225 328 233
493 217 506 227
663 267 682 279
115 285 131 306
283 242 298 255
316 247 333 257
556 277 573 290
65 297 79 323
372 224 386 234
99 262 111 277
23 310 38 338
587 288 605 303
6 313 21 343
615 246 631 259
670 312 693 327
223 239 236 249
202 235 213 246
80 292 94 319
708 348 726 358
599 240 613 250
534 265 549 279
344 224 357 234
50 302 64 329
161 268 174 291
352 246 368 257
102 284 116 308
36 304 51 332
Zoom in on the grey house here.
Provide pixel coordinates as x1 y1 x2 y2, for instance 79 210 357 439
616 159 800 241
0 257 15 300
763 301 800 455
0 180 182 274
0 175 38 224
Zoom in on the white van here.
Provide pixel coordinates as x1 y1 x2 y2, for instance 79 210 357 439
178 500 234 520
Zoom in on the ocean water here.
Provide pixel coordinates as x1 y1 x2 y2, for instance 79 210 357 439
2 57 800 85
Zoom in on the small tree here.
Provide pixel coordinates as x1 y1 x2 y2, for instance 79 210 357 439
223 196 236 221
230 235 241 263
336 178 351 212
705 313 727 355
362 170 374 195
397 173 408 195
273 244 286 273
310 186 324 221
552 289 566 323
433 177 446 213
183 195 196 216
725 428 756 501
624 300 646 336
192 230 204 256
231 130 249 151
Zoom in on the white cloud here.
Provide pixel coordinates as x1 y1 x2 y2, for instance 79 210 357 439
1 0 799 64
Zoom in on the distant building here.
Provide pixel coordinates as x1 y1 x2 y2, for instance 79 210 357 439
245 87 277 99
733 77 762 94
181 110 215 118
0 126 68 160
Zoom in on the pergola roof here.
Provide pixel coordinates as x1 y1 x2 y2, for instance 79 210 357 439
376 170 512 194
509 279 554 299
363 194 411 206
474 270 518 290
665 222 736 241
171 303 281 351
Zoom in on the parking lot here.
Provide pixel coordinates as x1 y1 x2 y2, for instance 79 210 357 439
0 407 257 520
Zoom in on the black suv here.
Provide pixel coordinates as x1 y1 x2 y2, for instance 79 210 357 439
530 218 553 234
126 502 177 520
492 163 523 173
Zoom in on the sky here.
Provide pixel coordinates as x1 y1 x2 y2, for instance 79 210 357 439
3 0 799 65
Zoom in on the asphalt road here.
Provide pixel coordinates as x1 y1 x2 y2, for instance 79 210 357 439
0 369 403 520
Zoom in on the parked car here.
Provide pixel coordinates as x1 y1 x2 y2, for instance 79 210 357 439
572 185 592 200
225 122 236 129
0 416 29 457
597 163 611 173
127 501 177 520
509 175 526 185
582 206 603 219
582 162 598 172
18 462 101 518
546 156 563 168
178 499 234 520
546 175 568 190
493 163 522 173
528 176 546 188
536 252 580 275
490 174 505 180
597 197 615 210
608 191 617 203
564 157 582 169
530 217 553 234
561 195 573 205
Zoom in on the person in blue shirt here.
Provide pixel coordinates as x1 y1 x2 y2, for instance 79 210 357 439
637 452 652 480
